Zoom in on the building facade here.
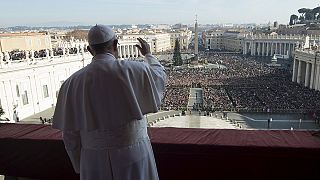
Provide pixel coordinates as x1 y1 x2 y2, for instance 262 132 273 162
168 29 192 51
222 31 245 52
203 30 245 52
116 30 172 54
292 49 320 91
0 33 52 52
203 30 224 50
0 52 92 122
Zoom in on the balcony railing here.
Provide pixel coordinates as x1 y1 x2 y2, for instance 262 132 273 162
0 123 319 180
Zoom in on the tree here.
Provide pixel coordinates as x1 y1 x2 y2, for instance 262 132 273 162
312 7 320 20
298 8 311 15
298 8 312 21
289 14 299 25
173 39 183 66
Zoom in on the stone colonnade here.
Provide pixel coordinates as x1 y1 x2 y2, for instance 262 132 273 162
292 50 320 91
117 44 142 59
243 40 299 57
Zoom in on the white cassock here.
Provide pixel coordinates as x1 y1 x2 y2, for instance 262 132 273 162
52 53 166 180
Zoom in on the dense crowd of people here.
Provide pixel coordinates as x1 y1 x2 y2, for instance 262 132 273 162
0 47 89 62
161 88 189 110
161 53 320 113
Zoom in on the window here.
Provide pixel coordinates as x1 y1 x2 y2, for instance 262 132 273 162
22 90 29 105
43 85 49 98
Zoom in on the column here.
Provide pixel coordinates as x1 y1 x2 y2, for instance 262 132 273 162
130 45 134 58
297 60 302 84
126 45 129 57
310 63 315 89
123 45 127 58
122 46 125 58
292 59 297 82
257 42 260 56
135 46 139 58
117 46 122 58
316 64 320 90
250 42 254 56
305 63 311 87
262 42 265 56
288 43 292 57
275 43 278 54
271 43 274 55
279 43 281 54
266 43 269 56
243 42 247 55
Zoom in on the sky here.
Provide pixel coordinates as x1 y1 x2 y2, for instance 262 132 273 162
1 0 319 27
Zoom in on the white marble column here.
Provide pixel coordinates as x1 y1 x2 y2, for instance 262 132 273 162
292 59 297 82
122 46 126 58
118 46 122 58
121 46 125 58
130 45 134 58
310 63 315 89
262 42 265 56
279 43 281 54
125 45 129 58
316 64 320 90
246 42 249 55
243 42 247 55
297 60 302 84
257 42 260 56
250 42 254 56
275 43 278 54
135 46 139 58
266 43 269 56
288 43 292 57
305 63 311 87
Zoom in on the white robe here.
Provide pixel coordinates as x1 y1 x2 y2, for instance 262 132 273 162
52 53 166 180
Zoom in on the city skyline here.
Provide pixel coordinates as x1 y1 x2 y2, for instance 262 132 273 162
0 0 319 27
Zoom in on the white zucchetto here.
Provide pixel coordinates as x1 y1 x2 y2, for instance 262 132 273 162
88 24 116 45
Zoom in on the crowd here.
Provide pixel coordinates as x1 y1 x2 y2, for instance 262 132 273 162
1 47 89 62
161 53 320 113
161 88 189 110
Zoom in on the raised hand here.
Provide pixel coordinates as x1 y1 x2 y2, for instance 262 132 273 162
135 38 151 56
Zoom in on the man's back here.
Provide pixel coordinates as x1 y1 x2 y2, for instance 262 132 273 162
54 53 165 132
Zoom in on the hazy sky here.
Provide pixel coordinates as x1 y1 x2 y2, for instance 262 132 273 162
1 0 319 27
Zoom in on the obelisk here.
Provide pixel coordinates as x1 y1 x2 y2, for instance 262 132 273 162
194 15 199 62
